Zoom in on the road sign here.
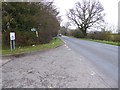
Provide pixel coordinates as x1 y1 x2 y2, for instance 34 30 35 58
10 32 15 51
10 32 15 40
31 28 36 31
31 28 39 37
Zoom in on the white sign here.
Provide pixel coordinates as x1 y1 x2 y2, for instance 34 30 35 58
10 32 15 40
31 28 36 31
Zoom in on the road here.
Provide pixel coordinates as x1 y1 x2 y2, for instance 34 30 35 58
59 36 118 88
2 36 118 88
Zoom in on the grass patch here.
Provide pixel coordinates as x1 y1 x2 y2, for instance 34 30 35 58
2 37 63 56
80 38 120 46
68 36 119 46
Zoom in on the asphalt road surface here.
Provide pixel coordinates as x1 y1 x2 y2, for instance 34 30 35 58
2 36 118 88
59 36 118 88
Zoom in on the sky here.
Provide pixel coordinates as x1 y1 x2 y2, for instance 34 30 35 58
54 0 119 30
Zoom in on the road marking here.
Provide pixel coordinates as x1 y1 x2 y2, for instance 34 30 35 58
90 71 96 76
64 41 66 44
68 48 71 50
64 44 71 50
66 46 69 48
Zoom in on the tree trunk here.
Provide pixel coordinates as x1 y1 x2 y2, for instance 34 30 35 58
81 28 87 38
82 31 86 38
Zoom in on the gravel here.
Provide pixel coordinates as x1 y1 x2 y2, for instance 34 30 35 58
2 45 111 88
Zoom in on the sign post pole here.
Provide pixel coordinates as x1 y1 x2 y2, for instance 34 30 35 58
13 40 15 49
10 40 12 51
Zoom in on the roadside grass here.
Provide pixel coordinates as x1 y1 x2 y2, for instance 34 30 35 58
68 36 119 46
80 38 120 46
2 37 63 56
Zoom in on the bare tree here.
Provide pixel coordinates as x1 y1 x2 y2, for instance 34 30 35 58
67 0 105 37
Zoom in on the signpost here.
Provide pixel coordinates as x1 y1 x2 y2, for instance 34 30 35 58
31 28 38 37
31 28 36 32
10 32 15 51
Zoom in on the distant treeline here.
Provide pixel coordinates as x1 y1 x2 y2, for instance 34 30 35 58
2 2 60 48
60 27 120 42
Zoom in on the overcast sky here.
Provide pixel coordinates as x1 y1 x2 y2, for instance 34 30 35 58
54 0 119 29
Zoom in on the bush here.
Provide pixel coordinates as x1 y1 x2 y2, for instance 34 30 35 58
87 31 100 40
110 34 120 42
2 28 38 48
2 2 60 48
87 30 111 41
67 30 84 38
87 31 120 42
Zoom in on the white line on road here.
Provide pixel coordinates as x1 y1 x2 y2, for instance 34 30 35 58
90 71 96 76
66 46 69 48
63 40 66 44
68 48 71 50
64 41 66 44
64 44 71 50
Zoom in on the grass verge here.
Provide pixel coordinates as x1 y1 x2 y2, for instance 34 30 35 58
68 36 119 46
2 37 63 56
80 38 120 46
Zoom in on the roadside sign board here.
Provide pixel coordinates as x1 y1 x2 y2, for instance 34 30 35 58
31 28 36 31
10 32 15 40
10 32 15 51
